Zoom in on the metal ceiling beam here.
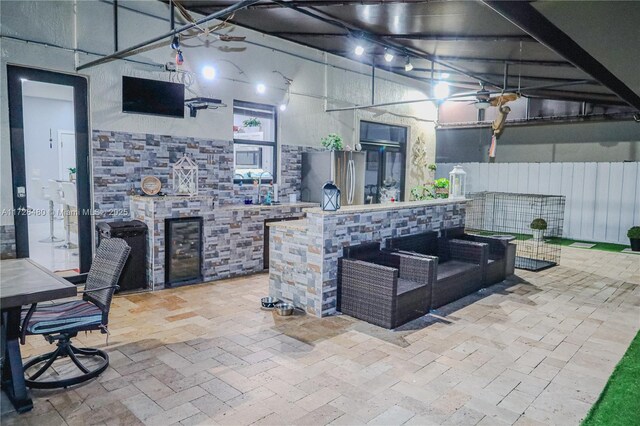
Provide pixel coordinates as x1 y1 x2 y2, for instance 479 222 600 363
76 0 260 71
482 1 640 110
191 0 427 9
269 0 505 89
266 32 535 42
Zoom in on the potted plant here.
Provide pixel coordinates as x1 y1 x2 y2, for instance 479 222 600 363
627 226 640 251
242 118 261 133
68 167 77 182
321 133 344 151
530 218 547 241
433 178 449 199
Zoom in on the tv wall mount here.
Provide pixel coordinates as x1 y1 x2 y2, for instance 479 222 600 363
185 97 227 117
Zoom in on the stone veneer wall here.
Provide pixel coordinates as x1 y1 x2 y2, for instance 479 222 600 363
269 201 466 317
130 196 307 289
92 129 314 221
0 225 16 259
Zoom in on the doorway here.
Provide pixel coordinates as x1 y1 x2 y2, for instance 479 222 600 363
359 121 407 204
7 65 91 275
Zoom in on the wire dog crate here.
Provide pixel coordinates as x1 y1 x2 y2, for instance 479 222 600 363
466 192 566 271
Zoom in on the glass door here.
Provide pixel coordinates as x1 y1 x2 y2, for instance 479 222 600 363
360 121 407 204
7 65 92 276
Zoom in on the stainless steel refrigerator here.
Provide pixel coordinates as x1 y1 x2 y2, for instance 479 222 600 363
301 151 366 206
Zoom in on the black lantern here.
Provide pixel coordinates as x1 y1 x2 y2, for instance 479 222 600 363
322 181 341 211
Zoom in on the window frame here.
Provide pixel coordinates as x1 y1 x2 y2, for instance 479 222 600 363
233 100 278 184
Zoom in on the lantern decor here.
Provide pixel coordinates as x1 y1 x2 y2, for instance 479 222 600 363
172 154 198 196
322 181 341 211
448 165 467 200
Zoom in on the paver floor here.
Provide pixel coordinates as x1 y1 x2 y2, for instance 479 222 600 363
2 247 639 425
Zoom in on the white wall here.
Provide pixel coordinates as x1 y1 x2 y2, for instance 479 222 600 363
0 0 438 226
23 94 75 221
437 162 640 245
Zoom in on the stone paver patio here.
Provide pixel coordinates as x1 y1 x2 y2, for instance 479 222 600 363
2 247 639 425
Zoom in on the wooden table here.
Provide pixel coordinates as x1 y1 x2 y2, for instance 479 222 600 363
1 259 77 413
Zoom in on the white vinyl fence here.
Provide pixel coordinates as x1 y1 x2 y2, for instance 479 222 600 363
436 162 640 245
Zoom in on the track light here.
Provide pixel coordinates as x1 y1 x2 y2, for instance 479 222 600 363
404 57 413 72
434 81 450 100
384 49 394 62
170 35 180 50
354 45 365 56
256 83 266 94
202 66 216 80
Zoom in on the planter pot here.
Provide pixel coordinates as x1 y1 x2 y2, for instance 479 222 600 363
630 238 640 252
244 126 261 133
532 229 545 241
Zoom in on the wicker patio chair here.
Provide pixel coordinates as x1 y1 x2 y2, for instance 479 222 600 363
338 242 436 329
387 231 488 309
442 227 516 285
20 238 130 389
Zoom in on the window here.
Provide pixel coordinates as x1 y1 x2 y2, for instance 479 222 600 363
233 100 277 183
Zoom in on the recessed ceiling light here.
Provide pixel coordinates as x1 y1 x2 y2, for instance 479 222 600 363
202 66 216 80
384 49 394 62
404 57 413 72
256 83 266 94
434 81 450 100
354 45 365 56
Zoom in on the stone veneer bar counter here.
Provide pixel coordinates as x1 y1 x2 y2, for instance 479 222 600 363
129 195 316 290
268 199 467 317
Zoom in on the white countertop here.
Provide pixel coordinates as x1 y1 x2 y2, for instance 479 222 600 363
303 198 467 215
131 195 316 211
266 219 308 231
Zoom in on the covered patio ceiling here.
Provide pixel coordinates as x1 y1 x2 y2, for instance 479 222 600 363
175 0 640 110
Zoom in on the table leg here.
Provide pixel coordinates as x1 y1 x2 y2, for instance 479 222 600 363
1 307 32 413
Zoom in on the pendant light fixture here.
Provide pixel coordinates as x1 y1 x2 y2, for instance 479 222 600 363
404 57 413 72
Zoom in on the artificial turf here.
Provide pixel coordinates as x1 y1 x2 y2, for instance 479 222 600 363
581 330 640 426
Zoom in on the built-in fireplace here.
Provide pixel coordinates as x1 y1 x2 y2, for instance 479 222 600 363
165 217 203 287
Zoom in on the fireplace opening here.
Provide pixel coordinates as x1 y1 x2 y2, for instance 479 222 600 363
165 217 203 287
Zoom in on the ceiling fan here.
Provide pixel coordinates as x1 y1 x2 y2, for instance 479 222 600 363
466 84 520 110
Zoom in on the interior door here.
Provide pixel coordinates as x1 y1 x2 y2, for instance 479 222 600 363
7 65 92 275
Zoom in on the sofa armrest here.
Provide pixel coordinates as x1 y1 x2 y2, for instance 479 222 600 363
394 252 436 286
466 235 507 257
339 258 399 298
449 239 488 265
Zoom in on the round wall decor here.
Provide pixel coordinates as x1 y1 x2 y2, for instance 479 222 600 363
141 176 161 195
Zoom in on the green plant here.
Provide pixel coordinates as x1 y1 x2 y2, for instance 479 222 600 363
321 133 344 151
242 118 261 127
530 218 548 230
68 167 77 174
410 184 435 201
433 178 449 189
427 164 437 172
627 226 640 239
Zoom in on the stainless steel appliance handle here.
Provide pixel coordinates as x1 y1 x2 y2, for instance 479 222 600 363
347 159 355 204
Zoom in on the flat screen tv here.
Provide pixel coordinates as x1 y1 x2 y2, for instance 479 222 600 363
122 76 185 118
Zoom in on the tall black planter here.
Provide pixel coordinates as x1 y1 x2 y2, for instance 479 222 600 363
630 238 640 252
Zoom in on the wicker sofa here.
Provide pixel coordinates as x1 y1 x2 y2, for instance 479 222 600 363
338 242 436 329
441 227 516 285
386 231 488 309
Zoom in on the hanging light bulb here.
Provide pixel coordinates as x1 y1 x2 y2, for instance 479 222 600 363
354 45 365 56
384 48 394 62
434 81 450 100
176 50 184 65
256 83 266 94
202 66 216 80
404 57 413 72
170 35 180 50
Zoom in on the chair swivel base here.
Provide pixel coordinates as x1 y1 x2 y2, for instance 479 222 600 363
23 335 109 389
